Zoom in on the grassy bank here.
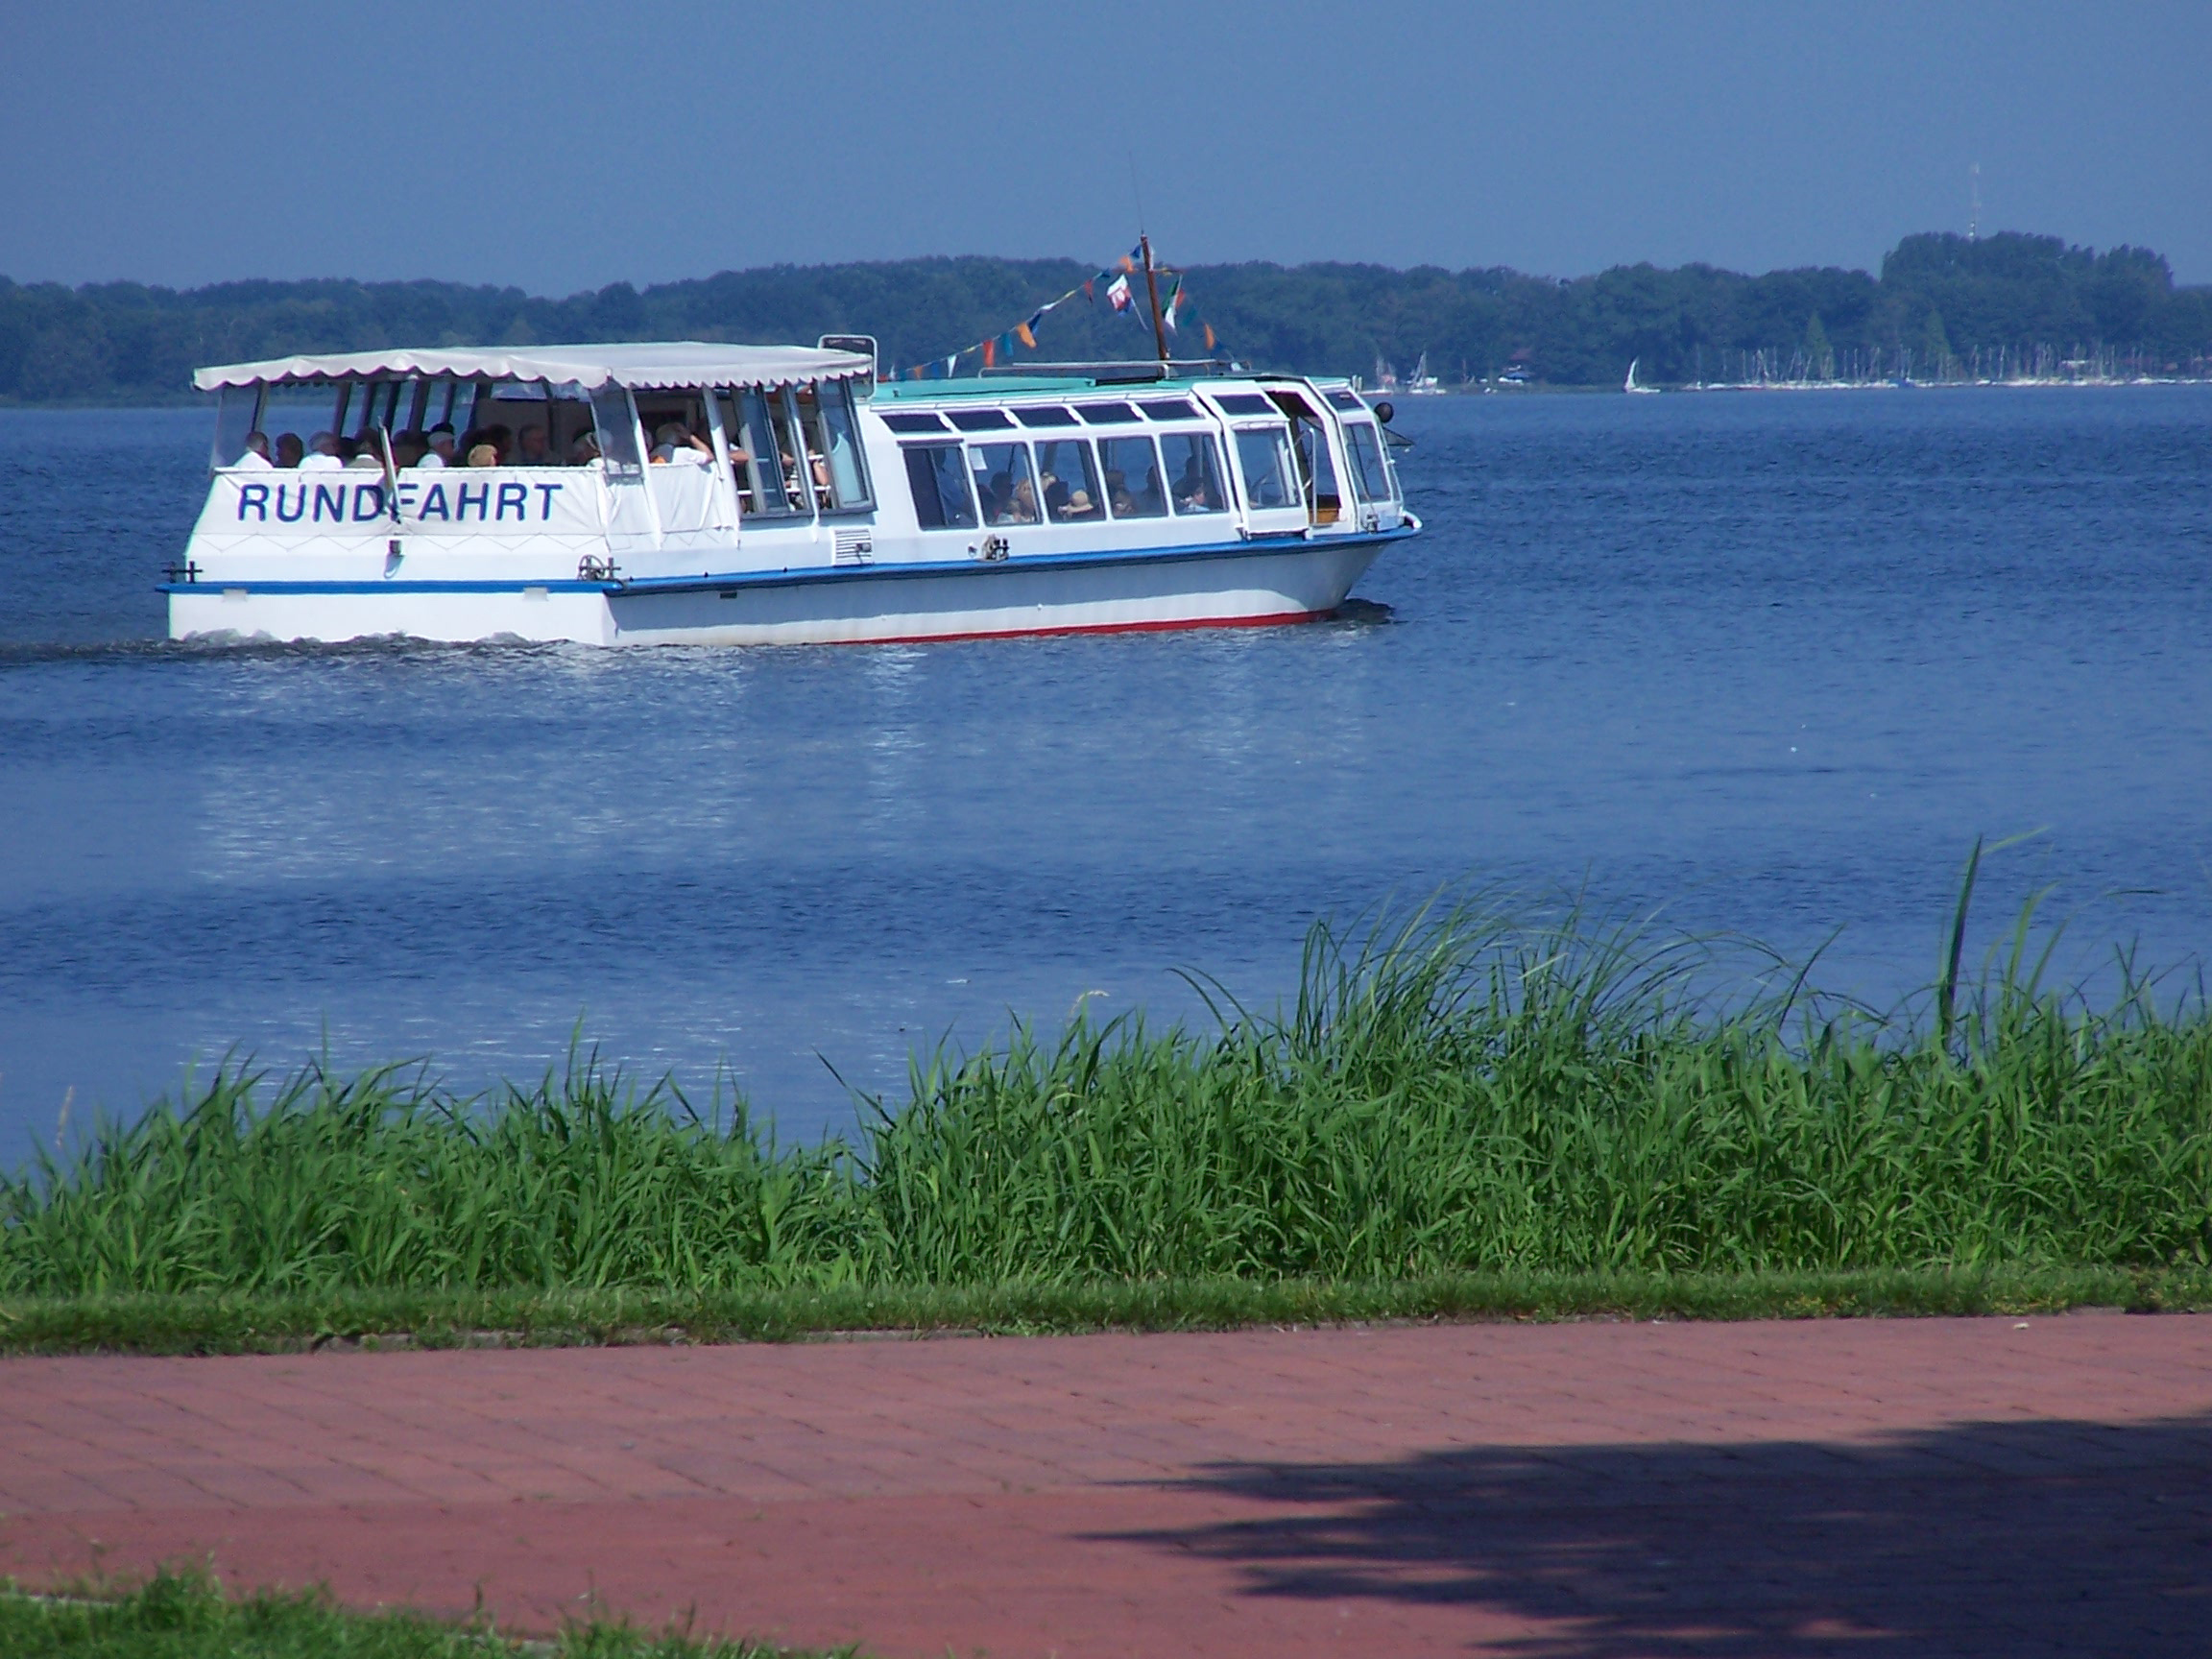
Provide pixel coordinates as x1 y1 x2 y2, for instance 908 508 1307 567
6 883 2210 1349
0 1567 828 1656
3 1268 2209 1357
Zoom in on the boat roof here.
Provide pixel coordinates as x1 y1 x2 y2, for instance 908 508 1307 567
192 341 871 393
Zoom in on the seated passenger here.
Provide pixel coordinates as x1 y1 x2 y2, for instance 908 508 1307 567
998 477 1039 524
514 425 552 467
1175 460 1218 510
1104 469 1134 517
1064 488 1096 518
568 430 601 466
346 430 388 469
480 423 515 465
300 432 345 470
650 421 709 464
392 431 429 469
274 433 305 469
466 443 500 468
234 432 274 469
420 423 456 468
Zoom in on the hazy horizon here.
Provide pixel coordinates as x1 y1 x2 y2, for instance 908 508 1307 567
6 1 2208 291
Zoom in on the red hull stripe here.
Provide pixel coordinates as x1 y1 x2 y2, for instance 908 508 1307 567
831 607 1334 648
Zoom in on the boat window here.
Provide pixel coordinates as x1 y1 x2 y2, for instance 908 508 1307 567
1289 414 1343 522
948 408 1014 431
429 378 471 430
1160 432 1229 516
1343 421 1392 502
968 442 1039 525
589 384 645 478
209 385 261 468
1138 397 1198 421
251 386 344 466
1096 436 1166 518
1014 406 1079 427
1212 393 1275 416
800 380 874 511
1075 401 1140 424
1032 438 1102 521
723 387 802 516
350 379 419 437
902 443 977 530
882 411 950 433
1233 425 1297 511
1326 390 1365 411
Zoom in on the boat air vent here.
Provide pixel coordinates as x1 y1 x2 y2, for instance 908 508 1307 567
833 529 874 565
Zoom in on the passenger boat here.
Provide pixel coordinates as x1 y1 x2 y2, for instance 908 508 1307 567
173 341 1418 647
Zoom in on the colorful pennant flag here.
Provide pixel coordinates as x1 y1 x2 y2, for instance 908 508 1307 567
897 241 1235 377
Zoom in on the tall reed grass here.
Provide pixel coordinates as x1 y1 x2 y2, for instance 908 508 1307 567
7 892 2210 1296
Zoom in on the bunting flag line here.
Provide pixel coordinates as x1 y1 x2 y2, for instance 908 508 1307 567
878 241 1238 380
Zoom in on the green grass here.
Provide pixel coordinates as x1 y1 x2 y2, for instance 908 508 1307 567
0 1566 839 1656
6 879 2211 1352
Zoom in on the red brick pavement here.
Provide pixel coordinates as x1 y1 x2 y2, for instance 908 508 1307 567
2 1313 2209 1656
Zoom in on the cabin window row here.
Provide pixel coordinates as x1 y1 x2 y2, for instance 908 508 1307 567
879 397 1204 437
901 432 1232 531
212 375 878 517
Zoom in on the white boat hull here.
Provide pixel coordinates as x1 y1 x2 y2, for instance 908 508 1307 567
168 535 1398 648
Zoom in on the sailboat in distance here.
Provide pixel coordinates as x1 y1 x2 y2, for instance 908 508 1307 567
1406 350 1445 395
1624 358 1659 395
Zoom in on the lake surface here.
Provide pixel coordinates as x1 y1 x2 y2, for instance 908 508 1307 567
3 388 2208 1156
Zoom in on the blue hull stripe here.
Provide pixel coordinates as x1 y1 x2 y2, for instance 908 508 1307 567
160 526 1414 599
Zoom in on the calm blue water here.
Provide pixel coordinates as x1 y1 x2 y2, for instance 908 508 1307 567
3 389 2208 1156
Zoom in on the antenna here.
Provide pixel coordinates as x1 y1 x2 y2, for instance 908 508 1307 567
1968 162 1981 243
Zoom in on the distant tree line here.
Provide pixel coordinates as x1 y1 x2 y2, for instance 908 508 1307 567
2 231 2207 403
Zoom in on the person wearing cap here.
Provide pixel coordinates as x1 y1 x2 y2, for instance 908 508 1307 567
300 432 344 471
417 423 456 469
234 432 274 469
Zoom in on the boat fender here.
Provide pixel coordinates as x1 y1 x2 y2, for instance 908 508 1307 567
980 535 1010 562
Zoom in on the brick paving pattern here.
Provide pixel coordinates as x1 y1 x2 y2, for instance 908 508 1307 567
2 1312 2209 1655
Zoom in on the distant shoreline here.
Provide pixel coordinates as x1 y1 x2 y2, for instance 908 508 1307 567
5 230 2206 405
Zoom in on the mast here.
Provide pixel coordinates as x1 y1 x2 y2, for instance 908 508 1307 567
1141 234 1169 365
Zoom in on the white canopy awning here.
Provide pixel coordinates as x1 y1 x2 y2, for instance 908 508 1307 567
193 341 871 393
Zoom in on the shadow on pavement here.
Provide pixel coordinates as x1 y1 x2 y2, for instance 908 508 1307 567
1107 1413 2212 1656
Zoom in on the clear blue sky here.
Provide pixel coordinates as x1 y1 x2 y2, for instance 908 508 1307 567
6 0 2207 293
